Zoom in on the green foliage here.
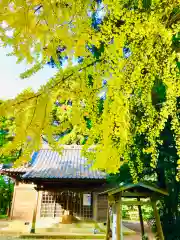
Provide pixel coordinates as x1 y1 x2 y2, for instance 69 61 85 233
0 116 21 164
156 119 180 239
0 0 179 176
141 205 153 222
0 175 14 215
0 116 19 216
0 117 21 164
0 214 8 219
107 163 132 186
109 118 180 239
51 100 88 145
122 205 129 219
0 0 180 181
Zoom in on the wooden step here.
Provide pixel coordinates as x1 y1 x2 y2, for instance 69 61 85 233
20 233 105 239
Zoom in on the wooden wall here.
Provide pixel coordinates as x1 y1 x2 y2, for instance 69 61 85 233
10 183 108 222
11 182 36 221
97 194 108 222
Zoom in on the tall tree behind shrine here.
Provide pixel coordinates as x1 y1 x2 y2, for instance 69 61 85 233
0 0 180 180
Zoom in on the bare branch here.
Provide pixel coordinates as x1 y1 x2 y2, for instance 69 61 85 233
34 5 42 13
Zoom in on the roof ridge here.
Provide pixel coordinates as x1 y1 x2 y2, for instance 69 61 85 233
41 145 97 151
41 145 82 151
61 145 82 150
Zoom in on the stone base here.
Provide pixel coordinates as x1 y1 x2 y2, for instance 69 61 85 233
61 215 73 224
61 215 80 224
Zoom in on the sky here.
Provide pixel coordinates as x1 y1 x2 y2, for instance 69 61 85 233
0 46 58 100
0 2 106 101
0 45 107 101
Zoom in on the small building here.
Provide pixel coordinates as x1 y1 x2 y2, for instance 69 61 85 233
0 145 109 225
101 182 168 240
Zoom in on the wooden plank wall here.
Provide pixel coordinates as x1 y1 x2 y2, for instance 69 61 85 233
11 183 36 221
97 194 108 222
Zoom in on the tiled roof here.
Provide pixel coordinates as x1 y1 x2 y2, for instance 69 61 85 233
1 166 27 173
4 146 106 180
0 163 25 173
0 161 29 174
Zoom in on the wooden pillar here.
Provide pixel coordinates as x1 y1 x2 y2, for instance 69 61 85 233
80 193 82 219
36 191 42 219
106 202 111 240
137 197 145 238
30 190 39 233
93 192 98 221
53 195 56 218
152 201 164 240
116 193 123 240
10 181 17 220
7 177 11 217
67 192 69 212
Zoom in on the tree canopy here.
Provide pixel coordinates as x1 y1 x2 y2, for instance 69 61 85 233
0 0 180 179
0 114 21 164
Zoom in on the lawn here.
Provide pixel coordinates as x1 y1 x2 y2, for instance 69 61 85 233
0 215 8 219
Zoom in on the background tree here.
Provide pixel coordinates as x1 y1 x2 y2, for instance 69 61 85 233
0 175 14 217
48 99 88 145
107 117 180 239
0 114 21 217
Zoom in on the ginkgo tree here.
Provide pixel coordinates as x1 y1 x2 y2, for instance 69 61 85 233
0 0 180 180
50 99 89 145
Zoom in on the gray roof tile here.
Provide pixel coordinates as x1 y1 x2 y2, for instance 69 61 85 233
21 147 106 180
0 163 27 173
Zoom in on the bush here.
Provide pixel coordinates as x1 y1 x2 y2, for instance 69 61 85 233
0 176 14 215
141 205 156 232
122 205 129 219
0 215 8 219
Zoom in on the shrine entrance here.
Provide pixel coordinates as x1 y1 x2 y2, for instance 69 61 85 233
40 191 93 221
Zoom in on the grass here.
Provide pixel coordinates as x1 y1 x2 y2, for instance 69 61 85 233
0 215 8 219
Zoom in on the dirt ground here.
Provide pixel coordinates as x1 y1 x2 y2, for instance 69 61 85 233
123 221 155 240
0 219 155 240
